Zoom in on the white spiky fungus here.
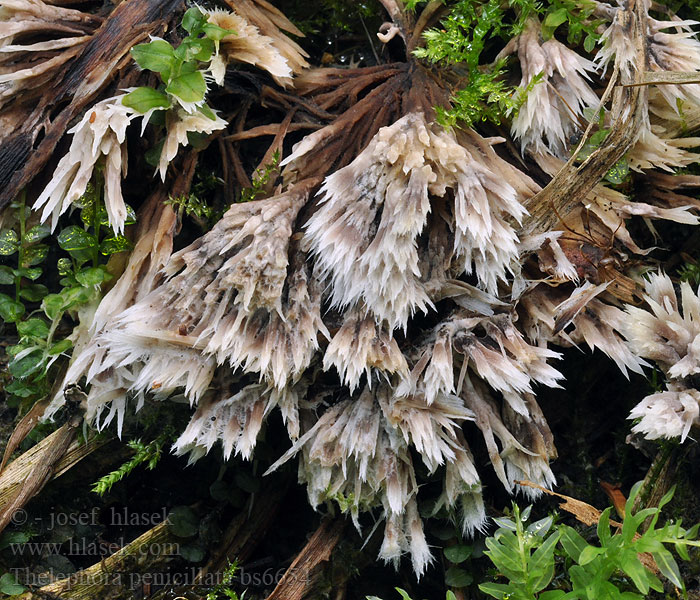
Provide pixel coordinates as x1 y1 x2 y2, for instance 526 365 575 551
157 108 227 181
305 112 526 331
266 382 484 576
629 385 700 442
62 183 325 436
324 310 409 393
173 383 306 461
508 18 598 158
206 8 293 86
33 95 135 234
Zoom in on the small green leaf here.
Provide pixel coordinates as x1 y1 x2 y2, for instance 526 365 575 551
17 318 49 339
19 283 48 302
59 285 93 310
652 548 683 588
22 244 49 266
5 380 36 397
180 543 205 562
0 266 14 285
584 33 597 53
198 103 217 121
167 506 199 538
0 229 19 255
24 224 51 243
57 226 97 252
76 266 110 287
444 544 472 563
0 293 25 322
544 8 568 29
166 71 206 104
17 266 42 280
182 6 207 33
122 87 171 114
0 572 26 595
131 39 176 75
478 582 512 599
202 22 235 40
57 258 72 276
445 567 473 588
49 339 73 356
560 525 588 562
9 349 45 378
100 235 133 255
578 545 604 565
394 589 412 600
42 293 64 320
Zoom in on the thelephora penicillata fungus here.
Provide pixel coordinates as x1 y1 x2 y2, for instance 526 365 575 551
8 0 700 576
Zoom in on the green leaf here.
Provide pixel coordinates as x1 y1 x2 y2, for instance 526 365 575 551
59 285 93 310
202 22 235 41
17 266 42 281
0 229 19 255
48 339 73 356
57 258 72 276
560 525 588 562
24 224 51 243
182 6 207 33
584 33 597 53
9 349 45 378
100 235 133 255
0 293 25 322
122 87 172 114
395 588 412 600
167 506 199 538
652 548 683 588
445 567 473 588
130 39 176 75
180 543 205 562
578 545 604 565
17 318 49 339
166 71 206 104
544 8 568 29
444 544 472 563
0 266 14 285
478 582 513 600
619 549 650 594
0 572 26 595
76 266 110 287
57 226 97 252
22 244 49 266
529 531 560 591
597 507 612 545
446 592 458 600
42 293 64 320
4 380 35 397
198 103 217 121
19 283 48 302
605 158 629 184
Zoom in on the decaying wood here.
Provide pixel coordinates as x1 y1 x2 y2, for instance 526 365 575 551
0 415 110 535
0 0 186 212
265 517 345 600
16 514 180 600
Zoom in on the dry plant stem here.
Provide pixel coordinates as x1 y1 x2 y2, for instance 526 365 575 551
0 0 186 211
265 517 345 600
0 419 110 535
520 0 648 237
16 517 181 600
